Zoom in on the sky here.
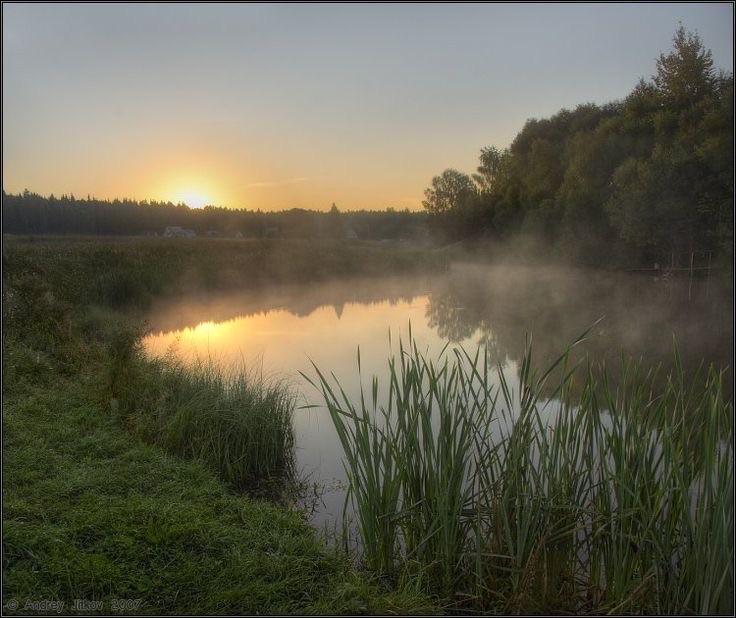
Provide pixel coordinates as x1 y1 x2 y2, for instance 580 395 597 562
2 3 733 212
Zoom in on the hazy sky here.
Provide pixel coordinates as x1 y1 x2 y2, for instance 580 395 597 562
3 3 733 211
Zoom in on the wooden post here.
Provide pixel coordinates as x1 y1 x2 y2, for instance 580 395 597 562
705 251 712 298
688 251 694 301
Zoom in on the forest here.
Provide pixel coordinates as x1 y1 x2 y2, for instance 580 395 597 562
0 194 427 242
424 27 733 267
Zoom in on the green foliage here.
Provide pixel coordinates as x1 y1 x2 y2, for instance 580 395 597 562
472 146 503 193
654 25 716 109
423 26 732 266
422 169 477 216
421 169 480 242
307 333 733 614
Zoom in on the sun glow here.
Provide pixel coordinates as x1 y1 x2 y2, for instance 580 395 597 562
174 190 211 209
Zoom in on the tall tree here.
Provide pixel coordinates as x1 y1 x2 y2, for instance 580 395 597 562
422 169 477 215
422 169 478 241
654 25 715 109
326 202 345 239
472 146 503 193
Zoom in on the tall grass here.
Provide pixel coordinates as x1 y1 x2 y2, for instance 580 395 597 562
3 237 441 311
109 331 295 491
305 331 733 614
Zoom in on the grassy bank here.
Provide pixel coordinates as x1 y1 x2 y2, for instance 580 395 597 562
109 328 295 492
2 236 441 311
306 334 734 615
2 238 441 615
3 343 437 615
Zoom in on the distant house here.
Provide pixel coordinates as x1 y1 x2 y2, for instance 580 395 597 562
233 231 243 239
345 228 358 240
163 226 196 238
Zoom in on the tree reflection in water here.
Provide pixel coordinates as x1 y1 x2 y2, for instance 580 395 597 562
425 263 732 398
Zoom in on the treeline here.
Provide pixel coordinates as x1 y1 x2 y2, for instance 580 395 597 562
424 27 733 267
1 193 428 242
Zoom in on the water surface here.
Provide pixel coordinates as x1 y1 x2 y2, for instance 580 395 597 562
143 264 733 529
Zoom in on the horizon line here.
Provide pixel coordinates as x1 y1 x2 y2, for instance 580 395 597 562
1 188 424 214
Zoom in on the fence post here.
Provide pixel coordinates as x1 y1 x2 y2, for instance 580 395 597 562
705 250 712 298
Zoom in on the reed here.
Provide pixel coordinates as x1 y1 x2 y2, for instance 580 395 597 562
305 331 733 614
109 333 296 491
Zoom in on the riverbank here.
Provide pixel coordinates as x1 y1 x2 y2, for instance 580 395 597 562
2 353 428 614
2 238 442 615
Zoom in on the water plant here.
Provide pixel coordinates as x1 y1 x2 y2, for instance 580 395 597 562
305 330 733 614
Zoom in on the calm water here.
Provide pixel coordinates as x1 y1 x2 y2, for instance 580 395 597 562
142 263 733 530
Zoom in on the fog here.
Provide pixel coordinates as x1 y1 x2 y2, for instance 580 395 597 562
144 262 732 393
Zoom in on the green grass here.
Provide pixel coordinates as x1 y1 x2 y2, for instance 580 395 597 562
2 347 436 615
108 328 296 491
305 331 734 614
2 237 442 311
2 238 443 615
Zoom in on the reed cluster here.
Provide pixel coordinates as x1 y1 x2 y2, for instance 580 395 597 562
306 330 733 614
109 330 296 491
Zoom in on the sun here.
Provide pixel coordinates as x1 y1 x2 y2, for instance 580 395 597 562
174 190 210 209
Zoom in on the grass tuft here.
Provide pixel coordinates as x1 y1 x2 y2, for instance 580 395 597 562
107 330 296 492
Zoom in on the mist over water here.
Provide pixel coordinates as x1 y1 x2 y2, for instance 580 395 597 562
142 263 733 528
